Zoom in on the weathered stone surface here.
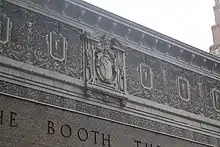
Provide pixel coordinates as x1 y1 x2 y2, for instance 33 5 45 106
0 1 219 146
0 1 220 121
0 95 213 147
0 80 216 145
126 48 220 120
1 2 83 79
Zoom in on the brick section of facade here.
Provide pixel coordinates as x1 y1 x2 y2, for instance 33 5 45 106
210 1 220 55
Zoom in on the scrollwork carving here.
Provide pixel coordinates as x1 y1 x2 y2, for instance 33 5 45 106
0 3 83 79
126 48 220 120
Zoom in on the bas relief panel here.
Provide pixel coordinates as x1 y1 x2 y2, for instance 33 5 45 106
85 35 126 94
84 34 127 106
126 48 220 120
1 2 220 121
0 2 83 79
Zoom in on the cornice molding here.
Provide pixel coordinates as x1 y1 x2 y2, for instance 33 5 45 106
5 0 220 82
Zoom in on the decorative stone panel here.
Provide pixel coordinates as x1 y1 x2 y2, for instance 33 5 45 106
0 2 83 79
126 48 220 120
2 0 220 122
84 34 127 106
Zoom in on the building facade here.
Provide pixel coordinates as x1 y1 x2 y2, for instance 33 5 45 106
0 0 220 147
210 0 220 55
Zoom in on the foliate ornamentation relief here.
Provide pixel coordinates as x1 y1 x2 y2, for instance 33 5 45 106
0 2 83 79
84 34 127 106
178 77 191 101
126 48 220 121
212 89 220 112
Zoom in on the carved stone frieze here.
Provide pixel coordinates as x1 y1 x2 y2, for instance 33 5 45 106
84 33 127 105
0 2 83 79
0 80 217 145
2 1 220 122
126 48 220 121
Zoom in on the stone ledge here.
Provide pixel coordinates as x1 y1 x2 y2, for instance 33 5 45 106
0 56 220 135
0 92 218 146
0 70 220 142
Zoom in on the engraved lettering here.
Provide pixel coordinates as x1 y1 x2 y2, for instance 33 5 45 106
47 121 55 135
102 133 111 147
77 128 88 141
61 124 72 138
9 112 17 127
145 143 153 147
91 130 99 144
134 140 142 147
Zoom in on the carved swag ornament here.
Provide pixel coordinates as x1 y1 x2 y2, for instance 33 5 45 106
84 34 127 106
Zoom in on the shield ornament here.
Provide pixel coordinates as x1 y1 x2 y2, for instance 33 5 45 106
0 14 12 44
84 34 126 95
212 89 220 112
177 77 191 101
139 63 153 90
96 53 116 84
47 31 67 61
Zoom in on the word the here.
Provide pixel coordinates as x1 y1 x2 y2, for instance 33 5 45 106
134 140 160 147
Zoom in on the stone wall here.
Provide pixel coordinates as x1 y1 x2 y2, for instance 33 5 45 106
0 0 220 146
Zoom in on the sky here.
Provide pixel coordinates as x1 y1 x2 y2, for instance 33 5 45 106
83 0 215 52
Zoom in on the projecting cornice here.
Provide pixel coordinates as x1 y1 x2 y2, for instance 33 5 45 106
5 0 220 76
